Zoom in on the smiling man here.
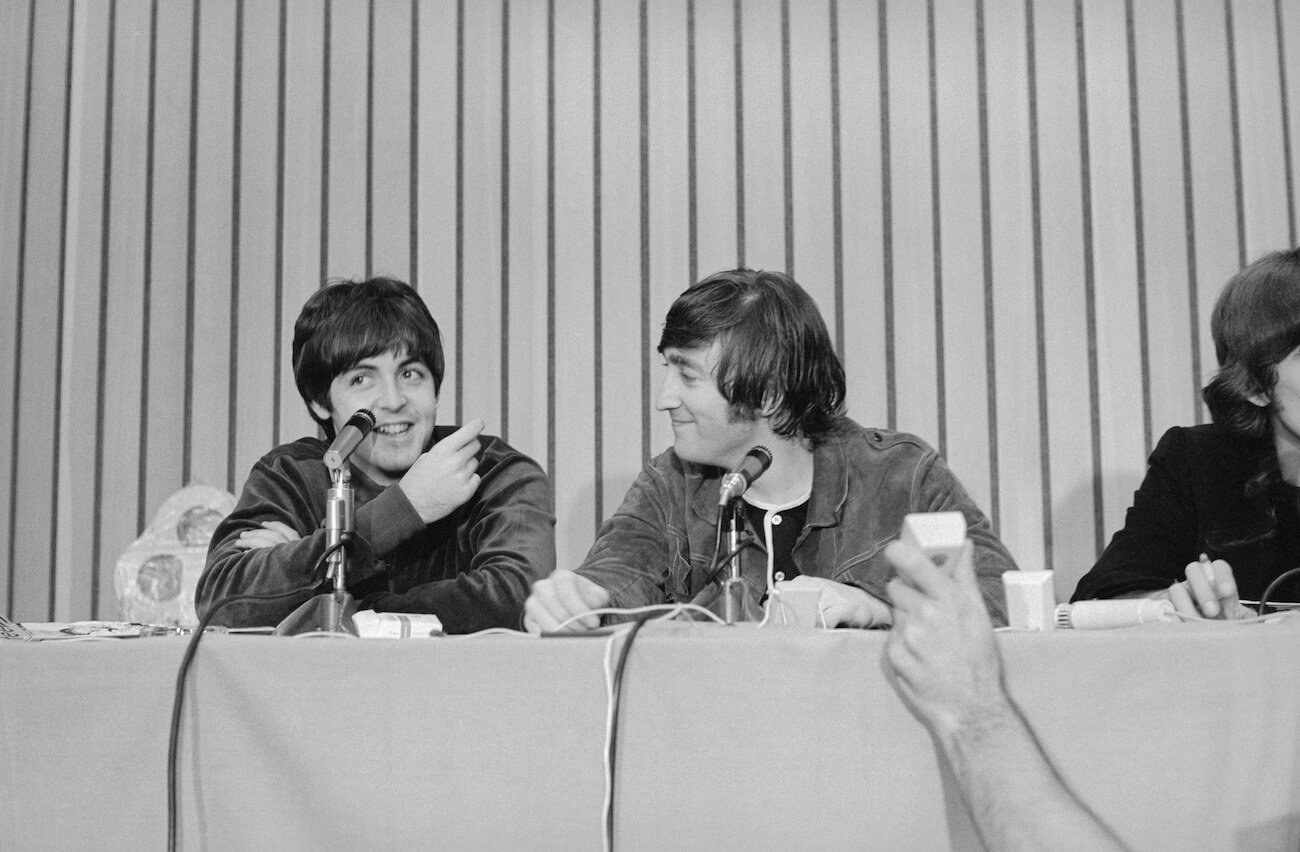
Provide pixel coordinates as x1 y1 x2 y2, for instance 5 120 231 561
197 277 555 632
524 268 1014 632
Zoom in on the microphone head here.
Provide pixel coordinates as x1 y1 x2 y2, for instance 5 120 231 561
718 445 775 504
324 409 378 471
346 408 377 436
746 445 773 474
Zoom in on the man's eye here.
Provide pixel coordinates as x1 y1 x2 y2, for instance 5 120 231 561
349 374 371 387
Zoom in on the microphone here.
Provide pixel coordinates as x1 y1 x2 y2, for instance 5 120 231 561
323 409 376 471
718 445 773 505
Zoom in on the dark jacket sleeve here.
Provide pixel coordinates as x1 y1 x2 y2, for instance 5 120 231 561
573 459 679 611
359 451 557 633
196 447 418 627
1071 428 1198 601
911 450 1016 626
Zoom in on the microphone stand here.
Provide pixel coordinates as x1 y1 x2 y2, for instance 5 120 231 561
273 466 360 636
721 499 747 624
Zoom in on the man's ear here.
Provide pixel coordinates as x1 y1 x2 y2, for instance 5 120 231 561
309 400 332 422
1248 392 1269 408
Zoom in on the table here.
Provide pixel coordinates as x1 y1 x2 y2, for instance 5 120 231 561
4 618 1300 850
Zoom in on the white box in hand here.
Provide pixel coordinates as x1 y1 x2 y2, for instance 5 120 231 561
900 512 967 569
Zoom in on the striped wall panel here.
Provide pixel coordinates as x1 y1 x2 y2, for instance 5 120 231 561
2 0 1296 620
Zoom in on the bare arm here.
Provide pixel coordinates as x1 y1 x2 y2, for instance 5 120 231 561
884 540 1129 852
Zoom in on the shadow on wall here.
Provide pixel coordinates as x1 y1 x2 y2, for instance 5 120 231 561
1050 466 1145 604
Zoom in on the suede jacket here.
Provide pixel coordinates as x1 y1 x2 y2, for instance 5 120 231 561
1073 424 1300 604
198 427 556 633
576 418 1015 625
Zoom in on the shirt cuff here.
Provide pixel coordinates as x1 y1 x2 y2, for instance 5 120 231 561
356 485 426 556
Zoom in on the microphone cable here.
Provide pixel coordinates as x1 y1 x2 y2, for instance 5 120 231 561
602 612 653 852
167 538 349 852
1258 565 1300 615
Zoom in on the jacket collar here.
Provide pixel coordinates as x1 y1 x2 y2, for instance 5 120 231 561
806 434 849 529
686 433 849 529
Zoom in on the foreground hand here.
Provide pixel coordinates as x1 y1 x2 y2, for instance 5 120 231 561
524 570 612 633
779 575 892 627
234 521 301 550
1166 556 1254 620
399 420 485 524
883 539 1007 733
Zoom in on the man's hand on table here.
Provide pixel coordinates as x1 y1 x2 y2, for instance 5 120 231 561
778 575 893 628
524 569 612 633
1165 556 1255 620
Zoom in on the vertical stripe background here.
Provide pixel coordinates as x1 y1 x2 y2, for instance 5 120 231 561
0 0 1294 619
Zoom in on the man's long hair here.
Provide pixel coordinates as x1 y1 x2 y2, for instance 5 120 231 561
1203 248 1300 439
658 269 846 444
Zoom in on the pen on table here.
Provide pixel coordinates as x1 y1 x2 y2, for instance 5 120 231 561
1198 552 1226 615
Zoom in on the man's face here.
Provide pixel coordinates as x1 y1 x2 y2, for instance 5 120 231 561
656 341 765 469
310 348 438 486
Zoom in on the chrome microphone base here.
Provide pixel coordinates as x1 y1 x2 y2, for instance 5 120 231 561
272 589 359 637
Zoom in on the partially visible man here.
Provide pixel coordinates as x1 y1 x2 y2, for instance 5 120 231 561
884 539 1129 852
525 268 1014 633
198 277 555 632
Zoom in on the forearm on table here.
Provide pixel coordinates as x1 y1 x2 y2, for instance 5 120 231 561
198 534 334 625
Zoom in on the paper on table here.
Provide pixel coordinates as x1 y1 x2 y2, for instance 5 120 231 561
351 611 444 638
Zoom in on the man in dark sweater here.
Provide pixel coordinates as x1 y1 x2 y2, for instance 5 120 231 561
197 277 555 633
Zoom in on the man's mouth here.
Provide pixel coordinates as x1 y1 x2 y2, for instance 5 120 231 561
374 423 413 437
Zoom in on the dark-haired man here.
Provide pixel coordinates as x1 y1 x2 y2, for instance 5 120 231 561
524 269 1014 632
198 277 555 633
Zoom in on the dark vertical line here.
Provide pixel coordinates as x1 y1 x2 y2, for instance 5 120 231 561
780 0 793 275
410 0 419 288
500 0 510 442
687 0 697 284
8 0 36 618
879 0 895 430
139 0 160 533
1025 0 1053 570
183 0 201 487
829 0 844 359
229 0 244 493
1276 0 1296 247
320 0 331 286
272 0 286 445
365 0 374 276
1074 0 1104 557
593 0 604 530
91 0 118 620
454 0 464 420
49 0 76 618
733 0 745 265
1124 0 1152 457
1175 0 1202 422
975 0 999 530
640 0 651 465
546 0 556 485
1223 0 1245 267
926 0 945 457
